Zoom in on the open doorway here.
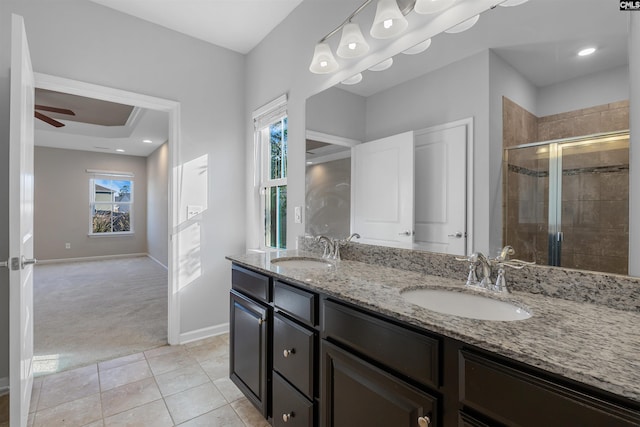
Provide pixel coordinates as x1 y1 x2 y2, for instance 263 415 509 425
31 74 179 375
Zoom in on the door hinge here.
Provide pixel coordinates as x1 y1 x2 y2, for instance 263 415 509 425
0 259 7 269
11 257 20 271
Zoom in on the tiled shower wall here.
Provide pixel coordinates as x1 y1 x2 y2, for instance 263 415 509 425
502 98 629 275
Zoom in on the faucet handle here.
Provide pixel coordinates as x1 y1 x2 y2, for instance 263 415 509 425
503 258 535 269
455 253 479 263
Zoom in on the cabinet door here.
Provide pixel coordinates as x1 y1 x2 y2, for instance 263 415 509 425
230 290 270 417
321 340 437 427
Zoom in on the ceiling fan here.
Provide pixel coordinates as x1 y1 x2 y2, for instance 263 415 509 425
34 104 75 128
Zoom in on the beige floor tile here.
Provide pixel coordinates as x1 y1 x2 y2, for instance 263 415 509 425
199 355 229 381
213 377 244 403
98 353 145 372
83 420 105 427
186 341 229 364
146 350 197 377
99 360 152 391
101 377 162 418
164 382 227 425
177 404 245 427
33 394 102 427
183 334 228 349
154 364 211 397
38 367 100 410
143 345 185 359
103 399 172 427
230 398 270 427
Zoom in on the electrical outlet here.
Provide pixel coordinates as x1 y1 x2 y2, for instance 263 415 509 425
294 206 302 224
65 243 71 249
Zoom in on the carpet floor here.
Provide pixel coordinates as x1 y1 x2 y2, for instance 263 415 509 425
33 256 168 376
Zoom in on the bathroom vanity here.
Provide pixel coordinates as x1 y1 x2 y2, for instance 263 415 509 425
227 250 640 427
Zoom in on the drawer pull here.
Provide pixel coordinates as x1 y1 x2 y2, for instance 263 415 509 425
283 348 296 358
282 412 294 422
417 416 431 427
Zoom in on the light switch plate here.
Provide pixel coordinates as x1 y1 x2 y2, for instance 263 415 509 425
294 206 302 223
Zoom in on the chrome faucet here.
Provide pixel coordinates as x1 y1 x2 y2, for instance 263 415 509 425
330 233 361 260
456 246 534 293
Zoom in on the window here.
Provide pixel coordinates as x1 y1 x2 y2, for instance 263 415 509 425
89 173 134 234
254 95 288 249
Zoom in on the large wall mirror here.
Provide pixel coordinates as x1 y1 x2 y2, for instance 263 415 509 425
305 0 631 275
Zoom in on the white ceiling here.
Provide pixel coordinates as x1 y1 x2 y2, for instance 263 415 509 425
90 0 304 54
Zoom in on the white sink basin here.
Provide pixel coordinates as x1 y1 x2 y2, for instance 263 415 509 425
271 257 334 270
401 288 531 321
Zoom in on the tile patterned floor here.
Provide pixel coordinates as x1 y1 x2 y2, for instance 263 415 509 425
22 334 269 427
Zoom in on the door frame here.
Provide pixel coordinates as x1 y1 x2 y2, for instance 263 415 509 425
33 73 181 344
414 117 474 254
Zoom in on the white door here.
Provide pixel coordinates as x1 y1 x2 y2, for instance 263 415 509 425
351 131 414 247
414 123 467 255
9 14 35 427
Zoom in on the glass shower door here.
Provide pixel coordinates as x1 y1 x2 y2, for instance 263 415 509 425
554 133 629 274
505 131 629 275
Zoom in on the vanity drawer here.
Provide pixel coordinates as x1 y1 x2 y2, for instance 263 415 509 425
459 350 640 427
272 372 314 427
273 313 315 399
274 280 317 326
232 264 270 303
322 299 440 389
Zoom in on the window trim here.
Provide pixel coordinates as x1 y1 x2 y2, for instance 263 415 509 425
88 173 135 236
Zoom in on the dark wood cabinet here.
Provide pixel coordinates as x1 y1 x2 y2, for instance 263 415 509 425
229 263 640 427
230 290 270 418
321 340 438 427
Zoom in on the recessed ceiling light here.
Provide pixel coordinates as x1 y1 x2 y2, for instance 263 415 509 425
368 58 394 72
116 149 125 153
306 161 314 165
143 139 153 144
578 47 596 57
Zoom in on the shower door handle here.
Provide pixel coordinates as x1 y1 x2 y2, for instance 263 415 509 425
556 231 564 242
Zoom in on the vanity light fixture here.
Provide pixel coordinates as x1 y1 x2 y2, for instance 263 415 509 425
402 38 432 54
498 0 529 6
309 41 340 74
444 14 479 34
414 0 455 15
341 73 364 85
370 0 409 39
578 47 596 57
368 57 394 71
337 22 370 58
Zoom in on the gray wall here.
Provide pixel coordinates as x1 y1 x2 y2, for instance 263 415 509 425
34 147 148 260
0 0 245 378
147 142 169 267
305 87 366 141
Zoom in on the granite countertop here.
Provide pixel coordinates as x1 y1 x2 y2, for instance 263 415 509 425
226 250 640 404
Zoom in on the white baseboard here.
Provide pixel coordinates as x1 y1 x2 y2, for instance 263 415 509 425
147 254 168 270
179 323 229 345
0 376 9 395
37 253 148 265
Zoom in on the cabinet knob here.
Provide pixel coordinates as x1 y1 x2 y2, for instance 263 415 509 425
282 412 294 422
283 348 295 358
417 416 430 427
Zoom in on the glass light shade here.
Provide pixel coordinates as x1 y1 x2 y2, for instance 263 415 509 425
444 14 479 34
414 0 455 15
309 42 339 74
368 57 394 72
402 38 432 55
337 22 370 58
370 0 408 39
499 0 528 6
341 73 363 85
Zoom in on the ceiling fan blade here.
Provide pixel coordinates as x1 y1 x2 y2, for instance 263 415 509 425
35 111 65 128
34 104 76 116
